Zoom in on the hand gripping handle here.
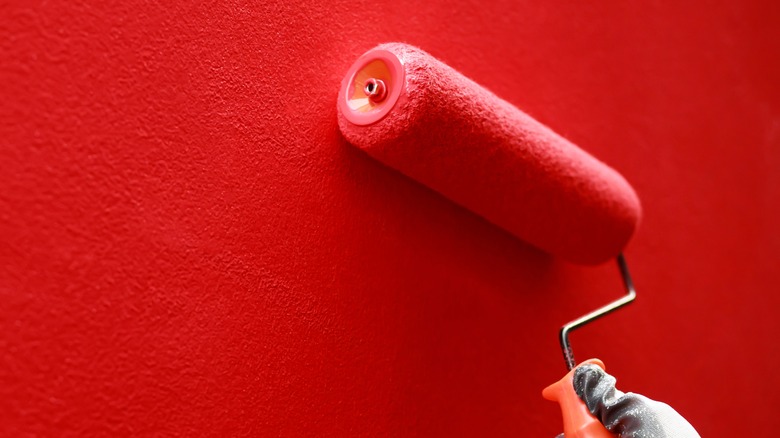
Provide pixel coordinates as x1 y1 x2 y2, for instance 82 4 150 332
542 359 615 438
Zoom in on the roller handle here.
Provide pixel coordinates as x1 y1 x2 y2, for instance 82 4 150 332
542 359 615 438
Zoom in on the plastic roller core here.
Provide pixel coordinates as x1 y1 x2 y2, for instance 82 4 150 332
339 49 405 126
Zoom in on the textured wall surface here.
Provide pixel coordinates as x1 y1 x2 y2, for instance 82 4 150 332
2 1 778 436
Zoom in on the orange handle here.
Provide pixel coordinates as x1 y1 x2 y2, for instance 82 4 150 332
542 359 615 438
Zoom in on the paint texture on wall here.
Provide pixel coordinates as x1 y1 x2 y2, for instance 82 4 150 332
1 1 779 436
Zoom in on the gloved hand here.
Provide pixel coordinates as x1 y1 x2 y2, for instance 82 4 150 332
565 364 700 438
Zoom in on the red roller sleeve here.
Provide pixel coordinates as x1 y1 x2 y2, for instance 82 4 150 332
337 43 641 265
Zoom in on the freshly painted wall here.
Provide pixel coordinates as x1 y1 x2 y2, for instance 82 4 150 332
2 1 778 436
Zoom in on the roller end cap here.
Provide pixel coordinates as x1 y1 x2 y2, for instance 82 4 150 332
338 49 405 126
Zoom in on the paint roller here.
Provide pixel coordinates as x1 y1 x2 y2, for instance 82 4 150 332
337 43 642 437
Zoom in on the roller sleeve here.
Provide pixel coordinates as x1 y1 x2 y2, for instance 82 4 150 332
337 43 641 265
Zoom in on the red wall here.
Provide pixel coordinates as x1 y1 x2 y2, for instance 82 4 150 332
2 1 778 436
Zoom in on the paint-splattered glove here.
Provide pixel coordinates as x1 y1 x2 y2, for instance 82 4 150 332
569 364 700 437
